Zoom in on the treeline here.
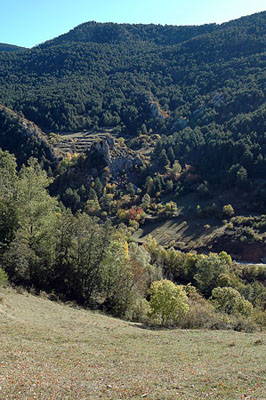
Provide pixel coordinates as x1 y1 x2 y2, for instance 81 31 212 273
0 149 265 329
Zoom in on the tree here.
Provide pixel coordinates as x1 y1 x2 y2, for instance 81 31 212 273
222 204 235 218
167 146 175 163
85 199 101 216
145 176 155 195
88 187 98 201
141 193 151 210
126 182 136 196
94 177 103 197
68 213 113 304
148 279 189 326
165 179 174 193
194 254 229 297
3 158 58 288
100 235 137 317
129 242 162 291
159 149 169 168
0 149 19 250
172 160 182 175
164 201 178 217
211 287 253 316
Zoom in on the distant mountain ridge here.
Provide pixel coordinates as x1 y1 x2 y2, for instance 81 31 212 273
39 21 217 47
38 11 266 48
0 43 27 52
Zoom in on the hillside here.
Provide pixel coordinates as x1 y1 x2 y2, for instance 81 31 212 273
0 105 59 169
40 20 217 46
0 12 265 260
0 287 265 399
0 43 27 52
0 12 265 133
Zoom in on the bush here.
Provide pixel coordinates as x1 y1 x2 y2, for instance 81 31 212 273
180 292 218 329
211 287 253 317
148 280 189 327
126 297 151 323
0 267 8 286
252 310 266 329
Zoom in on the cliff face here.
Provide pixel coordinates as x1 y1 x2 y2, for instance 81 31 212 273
88 135 143 176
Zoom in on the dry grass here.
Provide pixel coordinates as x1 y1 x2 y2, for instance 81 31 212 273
0 287 265 399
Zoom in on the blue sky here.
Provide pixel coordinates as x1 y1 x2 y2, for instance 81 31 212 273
1 0 265 48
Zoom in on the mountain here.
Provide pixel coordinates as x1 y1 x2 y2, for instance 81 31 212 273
0 12 264 133
0 12 265 259
0 105 58 169
40 20 217 46
0 43 27 52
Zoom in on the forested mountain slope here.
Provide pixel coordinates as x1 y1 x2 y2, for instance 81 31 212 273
0 43 27 52
0 12 265 259
0 11 264 133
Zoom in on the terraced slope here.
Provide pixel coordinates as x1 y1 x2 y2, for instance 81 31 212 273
51 128 117 156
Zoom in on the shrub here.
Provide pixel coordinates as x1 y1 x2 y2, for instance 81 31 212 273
180 292 218 329
0 267 8 286
211 287 253 317
126 297 151 323
252 310 266 329
148 280 189 327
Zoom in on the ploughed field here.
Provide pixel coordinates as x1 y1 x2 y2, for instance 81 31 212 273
0 288 265 400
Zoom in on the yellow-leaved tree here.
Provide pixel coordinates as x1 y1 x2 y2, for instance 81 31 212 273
149 279 189 327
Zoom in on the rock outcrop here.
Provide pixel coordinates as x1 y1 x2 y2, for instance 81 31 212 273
145 93 168 120
88 135 143 176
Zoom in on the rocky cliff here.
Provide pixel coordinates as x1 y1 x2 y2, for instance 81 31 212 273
88 135 143 176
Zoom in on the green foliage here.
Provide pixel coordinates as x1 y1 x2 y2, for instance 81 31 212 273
240 281 266 310
0 148 265 331
222 204 235 218
211 287 253 316
0 266 8 285
126 297 151 323
0 13 265 230
0 150 19 250
194 253 230 297
3 158 58 287
164 201 179 217
148 279 189 326
141 193 151 210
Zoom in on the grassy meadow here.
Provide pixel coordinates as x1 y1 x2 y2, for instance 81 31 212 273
0 287 265 400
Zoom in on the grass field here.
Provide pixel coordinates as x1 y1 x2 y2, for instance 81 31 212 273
0 287 265 400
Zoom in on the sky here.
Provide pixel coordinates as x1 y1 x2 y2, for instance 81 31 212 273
1 0 265 48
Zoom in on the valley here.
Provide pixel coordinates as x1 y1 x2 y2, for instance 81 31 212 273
0 11 265 343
